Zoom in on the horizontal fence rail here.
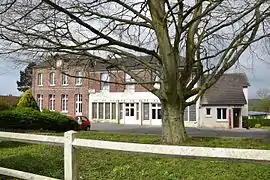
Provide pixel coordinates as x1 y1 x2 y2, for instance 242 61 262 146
0 167 59 180
0 130 270 180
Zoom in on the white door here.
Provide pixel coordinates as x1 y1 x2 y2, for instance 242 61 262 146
124 103 137 124
151 103 162 125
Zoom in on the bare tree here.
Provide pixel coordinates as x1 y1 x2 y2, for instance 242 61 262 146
0 0 269 144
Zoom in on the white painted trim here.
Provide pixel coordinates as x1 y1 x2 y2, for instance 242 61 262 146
72 138 270 161
0 167 59 180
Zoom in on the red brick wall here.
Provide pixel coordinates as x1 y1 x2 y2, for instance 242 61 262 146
135 70 151 92
110 71 125 92
32 67 90 118
89 72 101 93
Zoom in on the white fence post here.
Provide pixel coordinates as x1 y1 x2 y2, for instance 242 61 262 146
64 130 78 180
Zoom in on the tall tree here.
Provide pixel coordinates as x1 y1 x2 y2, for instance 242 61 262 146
17 62 36 92
0 0 269 144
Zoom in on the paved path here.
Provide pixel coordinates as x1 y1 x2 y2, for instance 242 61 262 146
91 123 270 140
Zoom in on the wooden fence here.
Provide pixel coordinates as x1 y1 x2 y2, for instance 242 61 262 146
0 130 270 180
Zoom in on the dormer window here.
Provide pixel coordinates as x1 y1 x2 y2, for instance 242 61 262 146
100 72 110 90
56 60 62 67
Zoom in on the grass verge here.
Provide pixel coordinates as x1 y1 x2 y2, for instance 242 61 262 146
0 131 270 179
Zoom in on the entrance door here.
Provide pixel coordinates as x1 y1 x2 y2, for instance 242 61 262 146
233 108 241 128
124 103 137 124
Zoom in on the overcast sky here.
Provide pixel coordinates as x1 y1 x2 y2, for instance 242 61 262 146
0 52 270 99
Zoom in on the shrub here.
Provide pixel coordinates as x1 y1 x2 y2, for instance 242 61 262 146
255 124 262 128
242 116 250 129
17 90 39 110
247 118 270 128
0 100 11 111
0 108 78 132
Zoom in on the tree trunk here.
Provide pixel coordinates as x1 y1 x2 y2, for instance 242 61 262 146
161 101 187 144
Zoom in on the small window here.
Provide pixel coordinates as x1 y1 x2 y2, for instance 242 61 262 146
37 73 43 86
206 108 211 116
112 103 116 119
100 72 110 90
143 103 149 120
92 103 97 119
99 103 104 119
75 71 83 85
62 73 68 85
49 72 56 86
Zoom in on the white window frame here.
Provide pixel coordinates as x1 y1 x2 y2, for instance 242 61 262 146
62 73 68 86
61 94 68 113
75 71 83 85
37 73 43 86
100 72 110 90
75 94 83 115
37 94 43 111
217 108 227 121
49 94 55 111
151 103 161 120
125 73 135 91
49 72 56 86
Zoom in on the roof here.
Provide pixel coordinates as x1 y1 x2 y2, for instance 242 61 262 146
34 54 188 71
248 111 270 116
200 73 250 105
0 96 20 106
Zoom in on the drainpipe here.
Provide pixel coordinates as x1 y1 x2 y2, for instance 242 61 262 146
228 109 232 129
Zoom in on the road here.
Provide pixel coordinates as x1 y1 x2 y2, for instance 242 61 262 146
91 123 270 141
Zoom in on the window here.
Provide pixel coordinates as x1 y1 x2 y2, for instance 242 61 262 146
61 94 68 112
37 73 43 86
98 103 104 119
75 71 83 85
119 103 123 119
100 72 110 90
136 103 139 120
75 94 82 115
92 103 97 119
143 103 149 120
125 73 135 91
217 108 227 120
151 103 161 120
49 94 55 111
105 103 110 119
49 72 56 86
206 108 211 116
37 94 43 111
112 103 116 119
62 73 68 85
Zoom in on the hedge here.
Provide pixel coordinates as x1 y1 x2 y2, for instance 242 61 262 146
0 100 11 111
0 108 79 132
243 117 270 128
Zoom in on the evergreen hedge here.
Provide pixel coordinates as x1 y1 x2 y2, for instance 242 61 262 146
0 108 78 132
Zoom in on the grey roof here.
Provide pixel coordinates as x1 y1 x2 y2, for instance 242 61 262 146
201 73 250 105
248 111 270 116
34 54 187 71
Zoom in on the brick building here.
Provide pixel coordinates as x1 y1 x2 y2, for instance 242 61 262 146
32 55 250 128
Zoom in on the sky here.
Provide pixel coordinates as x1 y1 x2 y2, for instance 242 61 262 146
1 52 270 99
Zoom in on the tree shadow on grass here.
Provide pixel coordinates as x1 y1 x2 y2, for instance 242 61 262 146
0 151 64 179
0 141 29 149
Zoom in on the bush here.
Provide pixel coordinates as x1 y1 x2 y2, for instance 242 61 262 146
247 118 270 128
0 108 78 132
0 100 11 111
17 90 39 110
242 116 250 129
255 124 262 128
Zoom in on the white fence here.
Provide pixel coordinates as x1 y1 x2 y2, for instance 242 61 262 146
0 131 270 180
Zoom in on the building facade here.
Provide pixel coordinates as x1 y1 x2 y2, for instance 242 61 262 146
32 56 249 129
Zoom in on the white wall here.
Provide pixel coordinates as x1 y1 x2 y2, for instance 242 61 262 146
242 87 248 116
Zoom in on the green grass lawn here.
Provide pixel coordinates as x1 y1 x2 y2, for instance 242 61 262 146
0 131 270 180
